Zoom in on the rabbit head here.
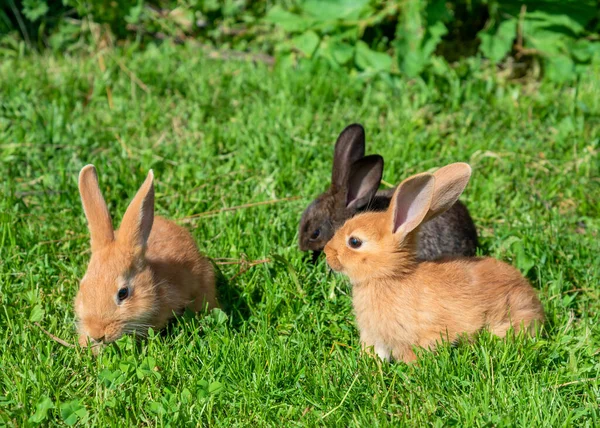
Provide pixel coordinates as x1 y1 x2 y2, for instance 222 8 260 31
75 165 159 348
324 163 472 283
299 124 383 258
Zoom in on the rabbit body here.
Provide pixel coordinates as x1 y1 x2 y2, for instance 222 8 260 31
125 216 215 328
325 164 544 363
352 251 543 362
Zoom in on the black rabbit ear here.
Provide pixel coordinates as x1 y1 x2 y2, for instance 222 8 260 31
331 124 365 189
346 155 383 209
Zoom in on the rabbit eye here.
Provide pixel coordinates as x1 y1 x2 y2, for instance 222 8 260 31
348 237 362 249
310 228 321 240
117 287 129 302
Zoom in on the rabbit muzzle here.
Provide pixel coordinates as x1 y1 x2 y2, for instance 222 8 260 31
324 244 343 272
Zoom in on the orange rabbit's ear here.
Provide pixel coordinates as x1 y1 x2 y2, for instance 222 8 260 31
79 165 114 252
425 163 471 222
118 170 155 253
390 173 435 241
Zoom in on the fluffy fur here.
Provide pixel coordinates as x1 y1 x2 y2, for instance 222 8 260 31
298 123 478 261
75 165 217 353
324 163 544 363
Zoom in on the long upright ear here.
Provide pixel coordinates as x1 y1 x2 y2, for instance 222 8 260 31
79 165 114 252
425 163 471 222
331 123 365 189
118 170 155 252
346 155 383 210
389 173 435 241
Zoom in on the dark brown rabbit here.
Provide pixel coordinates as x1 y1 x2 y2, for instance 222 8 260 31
298 123 478 261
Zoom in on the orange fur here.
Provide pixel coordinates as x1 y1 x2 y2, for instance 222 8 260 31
324 164 544 363
75 165 217 352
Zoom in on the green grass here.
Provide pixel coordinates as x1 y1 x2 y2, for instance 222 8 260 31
0 43 599 426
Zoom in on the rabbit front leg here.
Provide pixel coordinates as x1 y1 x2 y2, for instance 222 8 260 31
359 332 392 362
391 344 417 363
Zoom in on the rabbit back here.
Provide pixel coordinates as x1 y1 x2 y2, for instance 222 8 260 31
417 200 478 260
145 216 217 328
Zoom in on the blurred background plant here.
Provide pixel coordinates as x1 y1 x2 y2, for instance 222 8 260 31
2 0 599 82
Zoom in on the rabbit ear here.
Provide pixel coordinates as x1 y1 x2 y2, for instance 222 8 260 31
346 155 383 210
425 163 471 222
390 173 435 240
331 124 366 189
79 165 114 252
118 170 155 253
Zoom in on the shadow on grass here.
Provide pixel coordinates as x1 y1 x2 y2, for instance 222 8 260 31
213 264 259 330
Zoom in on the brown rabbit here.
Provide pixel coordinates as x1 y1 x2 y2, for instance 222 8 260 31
299 124 478 263
324 163 544 363
75 165 217 352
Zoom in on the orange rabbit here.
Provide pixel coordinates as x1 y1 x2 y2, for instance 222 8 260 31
324 163 544 363
75 165 217 353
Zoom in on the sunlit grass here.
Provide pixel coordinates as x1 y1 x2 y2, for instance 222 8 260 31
0 43 598 425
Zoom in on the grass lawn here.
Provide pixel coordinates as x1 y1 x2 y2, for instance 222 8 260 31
1 43 599 426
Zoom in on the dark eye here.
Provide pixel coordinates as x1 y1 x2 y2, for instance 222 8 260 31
348 237 362 249
117 287 129 302
310 228 321 240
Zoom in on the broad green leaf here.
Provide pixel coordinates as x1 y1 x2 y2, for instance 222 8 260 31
22 0 49 22
148 401 166 415
544 55 576 83
291 31 320 58
276 53 297 69
60 400 88 426
525 11 585 36
28 396 54 424
395 0 427 77
511 241 535 276
586 42 600 62
208 381 224 394
496 1 596 32
98 368 124 387
400 51 426 77
320 40 354 66
524 27 567 57
479 19 517 64
29 304 44 322
137 356 160 380
355 41 392 72
331 42 354 65
421 21 447 59
569 39 592 62
196 379 210 399
202 0 220 12
264 5 314 33
210 307 228 325
302 0 371 21
181 387 192 404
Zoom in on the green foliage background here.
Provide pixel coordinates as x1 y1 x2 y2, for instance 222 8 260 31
2 0 600 82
